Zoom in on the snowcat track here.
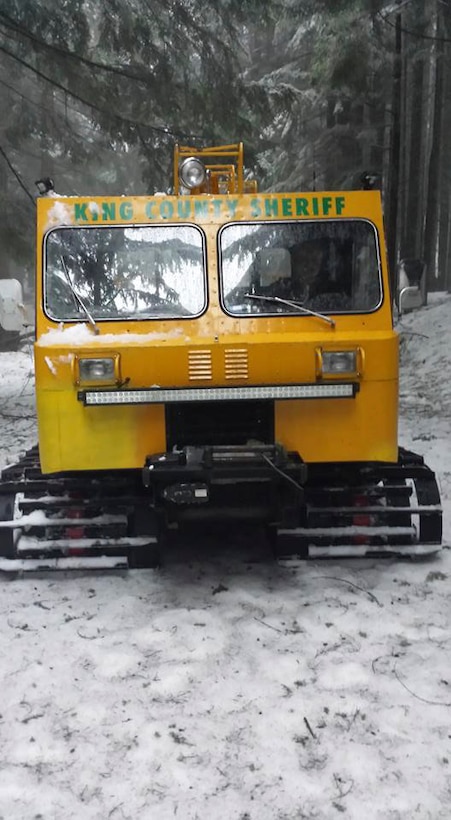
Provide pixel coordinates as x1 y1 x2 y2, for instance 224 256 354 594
275 448 442 560
0 447 160 572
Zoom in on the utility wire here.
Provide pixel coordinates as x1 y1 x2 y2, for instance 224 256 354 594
0 75 90 123
0 11 159 84
0 42 203 142
377 10 451 44
0 75 126 148
0 142 35 205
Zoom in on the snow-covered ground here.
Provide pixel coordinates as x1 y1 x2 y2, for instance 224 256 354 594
0 298 450 820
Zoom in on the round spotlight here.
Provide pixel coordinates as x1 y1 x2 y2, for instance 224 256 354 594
179 157 207 189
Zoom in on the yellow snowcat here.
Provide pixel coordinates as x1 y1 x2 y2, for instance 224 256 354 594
0 143 442 570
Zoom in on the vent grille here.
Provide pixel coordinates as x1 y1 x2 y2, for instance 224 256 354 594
188 349 212 381
224 348 249 380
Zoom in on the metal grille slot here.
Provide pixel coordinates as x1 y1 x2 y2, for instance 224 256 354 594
188 349 212 381
224 348 249 380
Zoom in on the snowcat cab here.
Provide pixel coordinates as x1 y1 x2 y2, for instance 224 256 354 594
0 143 442 570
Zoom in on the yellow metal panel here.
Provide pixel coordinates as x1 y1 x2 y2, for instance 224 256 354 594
35 332 398 389
35 187 398 472
37 390 166 473
275 379 398 463
37 190 387 229
35 332 398 470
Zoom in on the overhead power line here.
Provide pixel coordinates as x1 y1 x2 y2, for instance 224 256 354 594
377 10 451 44
0 41 204 143
0 11 158 84
0 141 35 205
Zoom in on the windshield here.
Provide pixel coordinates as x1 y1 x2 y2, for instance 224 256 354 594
219 219 382 316
44 224 207 321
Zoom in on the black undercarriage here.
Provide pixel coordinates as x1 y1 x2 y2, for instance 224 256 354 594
0 440 442 572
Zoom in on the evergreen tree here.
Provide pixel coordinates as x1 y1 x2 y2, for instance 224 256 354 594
1 0 450 295
0 0 275 276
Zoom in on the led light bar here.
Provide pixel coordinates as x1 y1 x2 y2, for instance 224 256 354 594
78 382 357 406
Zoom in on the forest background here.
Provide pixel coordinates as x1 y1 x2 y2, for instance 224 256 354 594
0 0 450 297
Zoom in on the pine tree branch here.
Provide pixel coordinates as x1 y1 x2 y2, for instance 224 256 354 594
0 42 203 142
0 11 158 84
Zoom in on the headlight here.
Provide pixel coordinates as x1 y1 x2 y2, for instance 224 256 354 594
318 349 361 376
78 357 116 382
322 351 356 373
179 157 207 189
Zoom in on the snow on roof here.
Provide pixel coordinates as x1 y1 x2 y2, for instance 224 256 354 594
44 200 74 230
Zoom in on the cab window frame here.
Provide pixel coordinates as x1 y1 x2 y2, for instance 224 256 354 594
217 217 384 318
42 222 209 324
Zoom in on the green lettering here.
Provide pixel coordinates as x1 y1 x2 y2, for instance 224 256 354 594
145 201 156 219
295 198 309 216
177 199 191 219
250 198 261 218
160 201 174 219
74 203 88 221
227 199 239 218
264 198 279 217
335 196 345 215
194 200 209 218
322 197 332 215
312 198 319 216
282 198 293 217
102 202 116 221
211 199 223 217
119 202 133 220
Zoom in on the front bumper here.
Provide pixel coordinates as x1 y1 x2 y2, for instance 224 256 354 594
143 443 307 526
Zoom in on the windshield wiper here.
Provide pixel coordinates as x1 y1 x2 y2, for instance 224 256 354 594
244 293 335 328
61 256 100 335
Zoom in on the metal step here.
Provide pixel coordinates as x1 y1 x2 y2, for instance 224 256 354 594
305 484 413 497
278 525 417 538
307 504 440 515
277 540 443 562
17 535 157 553
0 555 129 572
0 512 128 529
17 496 139 511
307 542 441 558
